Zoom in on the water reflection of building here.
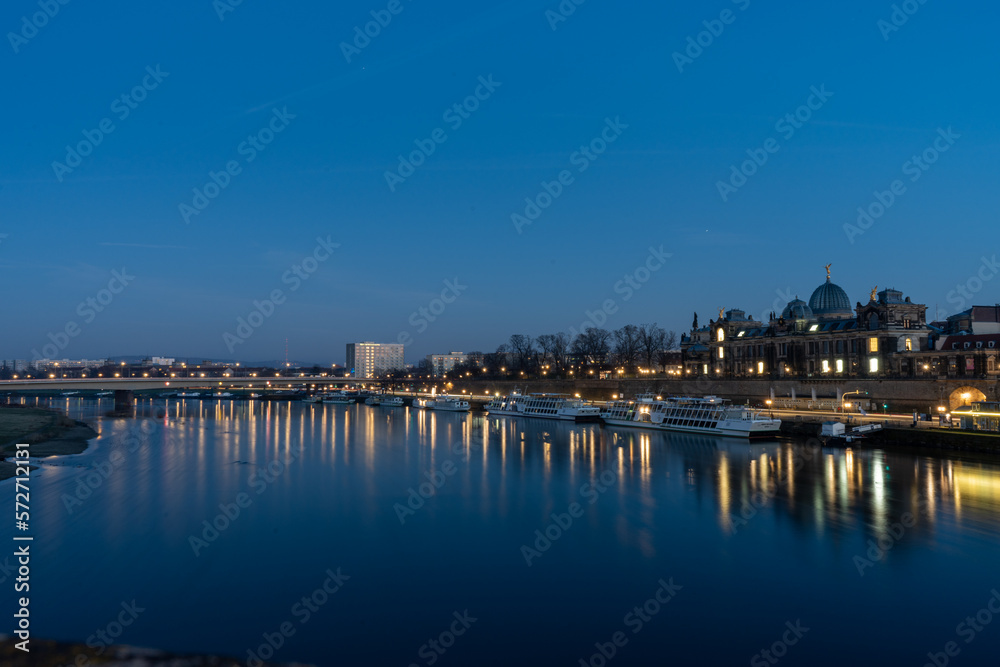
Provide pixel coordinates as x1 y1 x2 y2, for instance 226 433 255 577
704 438 1000 548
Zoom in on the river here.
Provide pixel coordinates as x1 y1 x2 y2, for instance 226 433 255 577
6 397 1000 666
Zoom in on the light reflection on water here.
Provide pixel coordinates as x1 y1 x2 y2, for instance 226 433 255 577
7 396 1000 666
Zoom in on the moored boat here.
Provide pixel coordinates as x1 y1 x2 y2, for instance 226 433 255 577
414 395 469 411
430 396 470 412
322 391 356 405
485 391 601 422
600 394 781 438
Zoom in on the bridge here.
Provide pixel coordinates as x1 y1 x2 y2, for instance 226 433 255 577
0 377 389 413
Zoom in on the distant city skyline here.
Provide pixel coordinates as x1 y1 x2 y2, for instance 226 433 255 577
3 1 998 363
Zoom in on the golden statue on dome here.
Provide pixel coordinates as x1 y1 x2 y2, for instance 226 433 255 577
871 286 878 302
824 263 832 280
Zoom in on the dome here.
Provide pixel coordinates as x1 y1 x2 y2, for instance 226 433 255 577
809 278 853 318
781 297 814 321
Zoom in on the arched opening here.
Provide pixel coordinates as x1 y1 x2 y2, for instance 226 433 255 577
949 386 987 411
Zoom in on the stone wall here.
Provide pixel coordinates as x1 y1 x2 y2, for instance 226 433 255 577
448 377 1000 413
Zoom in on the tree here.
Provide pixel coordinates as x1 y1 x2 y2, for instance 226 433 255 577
613 325 642 372
509 334 536 372
639 323 666 370
536 333 569 371
572 328 611 366
551 332 569 370
537 334 557 364
665 330 678 350
484 344 509 375
656 331 679 371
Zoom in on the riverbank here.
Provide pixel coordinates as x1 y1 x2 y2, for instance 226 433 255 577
442 377 997 414
0 637 314 666
0 406 98 481
779 416 1000 453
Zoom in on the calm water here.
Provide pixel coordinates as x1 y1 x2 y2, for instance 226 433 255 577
8 397 1000 666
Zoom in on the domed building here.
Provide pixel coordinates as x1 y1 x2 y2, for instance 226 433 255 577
808 276 853 320
781 297 814 321
684 264 932 379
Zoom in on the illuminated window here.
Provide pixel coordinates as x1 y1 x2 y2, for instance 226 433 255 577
905 338 912 351
703 364 709 374
869 337 879 353
822 360 830 373
836 359 844 373
718 348 725 359
717 329 725 342
757 361 764 374
869 358 879 373
809 324 819 332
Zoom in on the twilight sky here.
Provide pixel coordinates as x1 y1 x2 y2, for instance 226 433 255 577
2 0 998 364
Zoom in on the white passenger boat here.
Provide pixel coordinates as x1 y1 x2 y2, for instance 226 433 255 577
364 396 381 406
322 391 356 405
176 392 201 398
415 396 470 412
303 395 323 404
600 394 781 438
380 396 405 408
431 396 470 412
485 391 601 422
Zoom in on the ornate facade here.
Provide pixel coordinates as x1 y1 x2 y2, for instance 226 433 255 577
681 268 934 379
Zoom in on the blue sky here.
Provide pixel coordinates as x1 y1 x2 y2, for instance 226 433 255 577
2 0 998 364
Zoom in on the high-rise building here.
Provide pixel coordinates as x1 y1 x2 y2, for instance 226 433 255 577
346 342 404 379
426 352 468 376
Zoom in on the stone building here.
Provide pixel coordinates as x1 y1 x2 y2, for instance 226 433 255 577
681 267 933 379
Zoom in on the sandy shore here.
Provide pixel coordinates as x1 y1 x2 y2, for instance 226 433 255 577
0 407 98 481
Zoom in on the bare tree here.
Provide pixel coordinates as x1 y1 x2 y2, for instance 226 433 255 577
656 331 679 371
552 332 569 369
613 324 642 372
571 328 611 366
509 334 536 372
536 333 571 371
537 334 558 365
485 344 509 374
639 323 666 370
